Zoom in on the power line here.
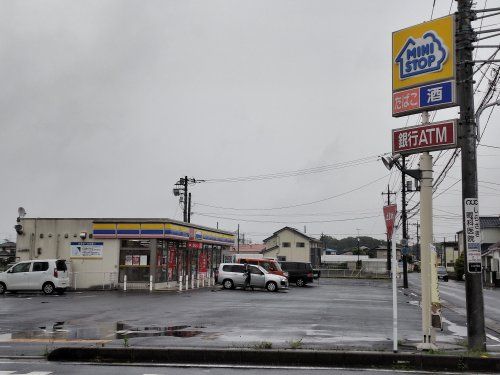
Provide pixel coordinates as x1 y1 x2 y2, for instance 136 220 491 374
195 173 390 211
194 212 380 224
201 155 380 183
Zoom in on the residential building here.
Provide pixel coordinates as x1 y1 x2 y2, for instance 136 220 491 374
0 241 16 265
457 216 500 254
262 227 323 267
483 241 500 287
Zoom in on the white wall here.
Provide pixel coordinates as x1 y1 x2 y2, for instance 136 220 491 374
16 218 120 289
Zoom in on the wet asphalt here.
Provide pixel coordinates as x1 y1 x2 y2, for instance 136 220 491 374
0 276 498 357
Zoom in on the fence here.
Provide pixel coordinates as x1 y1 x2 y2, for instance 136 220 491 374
318 267 389 279
71 271 118 290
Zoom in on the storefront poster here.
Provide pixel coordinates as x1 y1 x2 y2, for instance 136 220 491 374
125 255 133 265
70 242 103 258
140 255 148 266
132 255 140 265
198 252 207 273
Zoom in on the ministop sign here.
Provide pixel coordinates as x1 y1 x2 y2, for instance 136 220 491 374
392 119 457 155
392 15 455 92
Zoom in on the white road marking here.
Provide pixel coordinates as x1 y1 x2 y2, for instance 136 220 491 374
0 373 52 375
486 333 500 343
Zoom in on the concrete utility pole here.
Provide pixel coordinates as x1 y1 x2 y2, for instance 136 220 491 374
457 0 486 351
382 186 397 271
418 112 436 350
187 192 192 223
183 176 188 223
401 156 409 289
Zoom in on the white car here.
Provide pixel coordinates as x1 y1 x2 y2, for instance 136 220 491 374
216 263 288 292
0 259 69 295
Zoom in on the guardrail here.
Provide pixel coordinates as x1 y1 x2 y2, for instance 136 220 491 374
71 271 118 290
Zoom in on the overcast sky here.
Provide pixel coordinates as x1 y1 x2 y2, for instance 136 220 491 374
1 0 499 245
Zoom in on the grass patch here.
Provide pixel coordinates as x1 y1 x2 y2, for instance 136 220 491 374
288 338 303 349
253 341 272 349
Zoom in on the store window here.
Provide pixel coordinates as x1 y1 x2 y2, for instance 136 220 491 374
119 239 150 282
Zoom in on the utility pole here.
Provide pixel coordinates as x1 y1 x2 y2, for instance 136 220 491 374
411 222 420 260
237 224 240 254
457 0 486 351
382 185 397 271
183 176 188 222
187 192 192 223
401 156 409 289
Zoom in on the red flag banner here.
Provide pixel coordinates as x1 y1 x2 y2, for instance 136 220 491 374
383 204 398 238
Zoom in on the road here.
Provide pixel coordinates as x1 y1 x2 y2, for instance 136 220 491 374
0 358 460 375
407 272 500 347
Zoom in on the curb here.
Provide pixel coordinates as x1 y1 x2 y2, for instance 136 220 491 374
48 347 500 372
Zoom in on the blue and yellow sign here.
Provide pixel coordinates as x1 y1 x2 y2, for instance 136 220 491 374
393 15 455 92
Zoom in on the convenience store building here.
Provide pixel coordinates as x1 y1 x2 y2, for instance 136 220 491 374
15 218 235 290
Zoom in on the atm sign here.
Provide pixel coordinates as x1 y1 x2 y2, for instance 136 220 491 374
392 120 457 155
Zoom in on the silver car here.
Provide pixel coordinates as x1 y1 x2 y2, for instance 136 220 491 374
217 263 288 292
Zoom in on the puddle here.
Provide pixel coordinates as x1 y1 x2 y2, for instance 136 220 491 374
2 322 202 342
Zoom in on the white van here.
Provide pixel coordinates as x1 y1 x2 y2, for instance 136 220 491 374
0 259 69 295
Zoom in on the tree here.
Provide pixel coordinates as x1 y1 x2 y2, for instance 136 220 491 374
454 252 465 281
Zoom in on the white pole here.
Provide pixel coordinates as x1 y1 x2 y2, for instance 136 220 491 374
124 275 127 291
185 275 189 290
392 228 398 353
417 148 437 350
149 275 153 292
178 275 182 292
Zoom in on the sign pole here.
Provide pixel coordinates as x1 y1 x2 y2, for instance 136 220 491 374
392 226 398 353
457 0 486 352
417 111 437 350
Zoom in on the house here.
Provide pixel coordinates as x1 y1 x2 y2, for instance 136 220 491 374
226 243 266 262
262 227 323 267
0 241 16 264
369 245 401 260
482 241 500 287
457 216 500 254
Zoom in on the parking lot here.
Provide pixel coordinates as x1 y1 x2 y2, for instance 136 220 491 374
0 278 478 356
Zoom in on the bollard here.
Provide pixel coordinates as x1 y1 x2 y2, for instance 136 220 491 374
185 275 189 290
124 275 127 291
178 276 182 292
191 274 195 289
196 277 200 289
149 275 153 292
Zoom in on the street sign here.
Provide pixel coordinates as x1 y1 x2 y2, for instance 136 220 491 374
464 198 481 273
383 204 398 238
392 15 455 92
393 80 456 117
392 119 457 155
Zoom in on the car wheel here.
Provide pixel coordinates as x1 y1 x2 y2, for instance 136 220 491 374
444 277 449 282
222 279 234 290
266 281 277 292
296 278 305 287
0 282 6 295
42 282 55 295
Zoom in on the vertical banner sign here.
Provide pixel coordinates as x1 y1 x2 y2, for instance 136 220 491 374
383 204 398 238
464 198 481 273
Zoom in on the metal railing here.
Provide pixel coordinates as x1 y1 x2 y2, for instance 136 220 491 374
318 267 389 279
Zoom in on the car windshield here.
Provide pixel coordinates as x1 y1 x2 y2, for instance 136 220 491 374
437 266 446 272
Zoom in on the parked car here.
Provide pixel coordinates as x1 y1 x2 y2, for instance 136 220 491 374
0 259 69 295
437 266 449 282
279 261 314 287
216 263 288 292
236 258 287 277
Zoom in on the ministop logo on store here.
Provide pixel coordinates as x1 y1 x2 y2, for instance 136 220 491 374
395 31 448 80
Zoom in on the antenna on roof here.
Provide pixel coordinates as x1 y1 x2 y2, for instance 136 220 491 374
17 207 26 222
